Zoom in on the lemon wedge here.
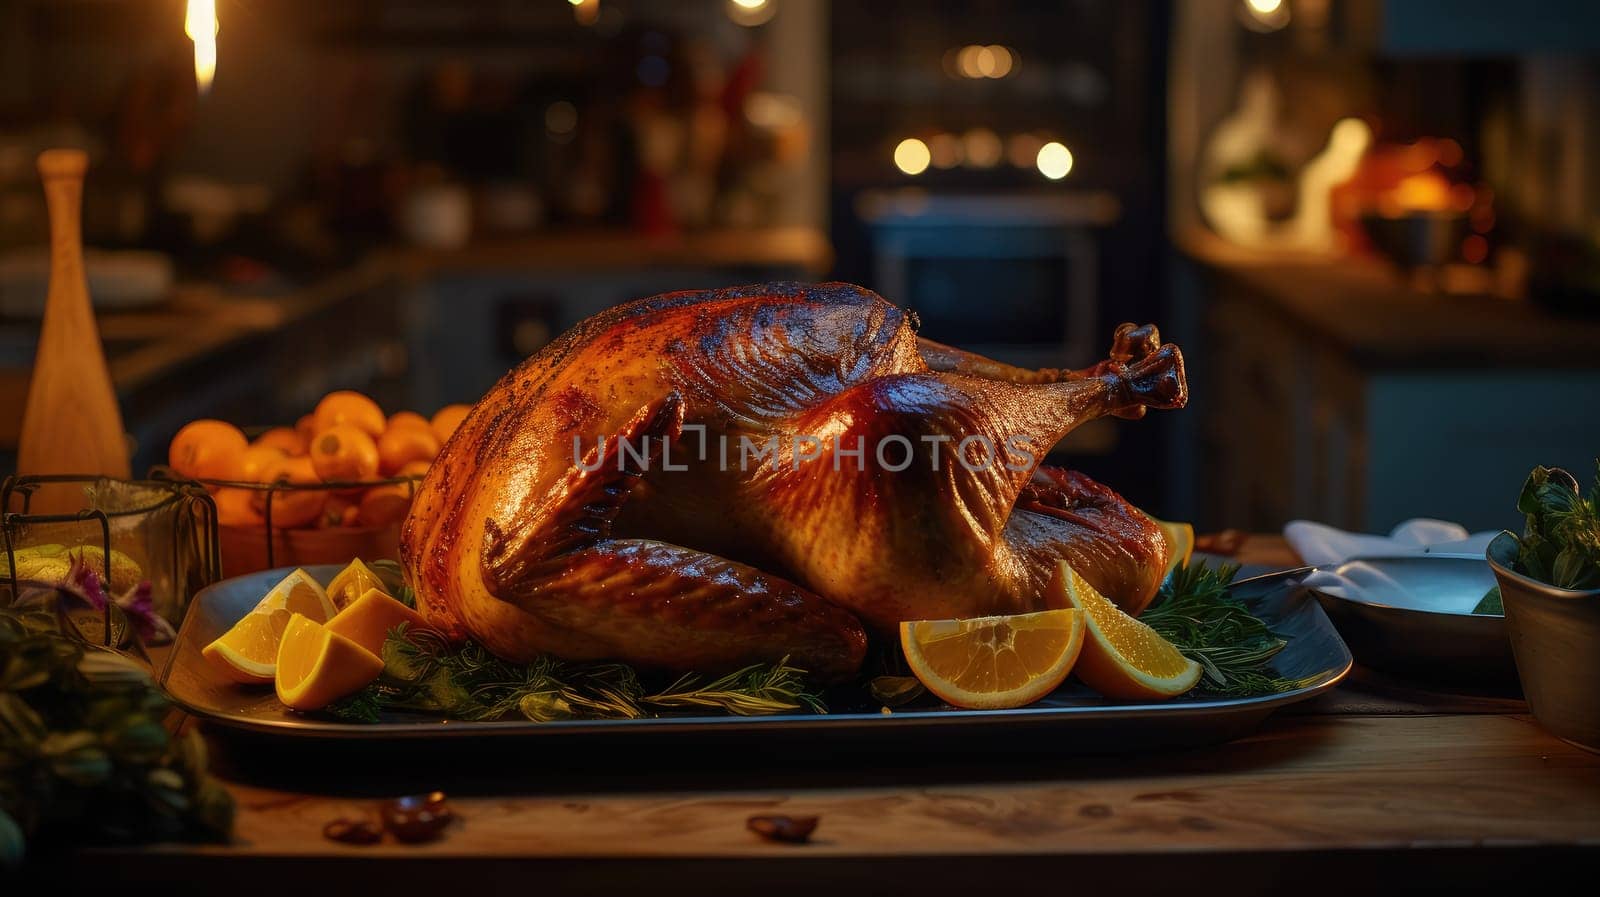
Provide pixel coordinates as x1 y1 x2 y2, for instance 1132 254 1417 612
202 568 337 684
325 587 430 655
275 613 384 711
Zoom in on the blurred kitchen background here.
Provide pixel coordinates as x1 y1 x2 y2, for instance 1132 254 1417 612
2 0 1599 533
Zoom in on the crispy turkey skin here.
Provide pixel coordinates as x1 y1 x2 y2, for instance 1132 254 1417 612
400 282 1186 682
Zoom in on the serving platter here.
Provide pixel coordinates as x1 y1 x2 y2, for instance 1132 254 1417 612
1306 554 1517 685
160 564 1351 752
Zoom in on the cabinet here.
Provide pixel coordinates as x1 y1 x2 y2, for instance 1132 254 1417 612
1177 238 1600 534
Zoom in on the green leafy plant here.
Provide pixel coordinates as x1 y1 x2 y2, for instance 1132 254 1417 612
0 601 232 866
1141 561 1305 697
1508 463 1600 591
326 625 825 723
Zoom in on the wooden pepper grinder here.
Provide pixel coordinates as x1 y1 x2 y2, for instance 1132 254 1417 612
16 149 131 514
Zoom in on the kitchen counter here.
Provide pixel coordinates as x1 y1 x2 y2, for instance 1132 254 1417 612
1173 227 1600 533
0 227 832 457
27 537 1600 895
0 262 397 454
1176 227 1600 370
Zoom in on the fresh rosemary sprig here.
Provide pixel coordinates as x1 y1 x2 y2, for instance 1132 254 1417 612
647 661 828 716
323 625 826 723
1141 561 1304 697
365 559 417 609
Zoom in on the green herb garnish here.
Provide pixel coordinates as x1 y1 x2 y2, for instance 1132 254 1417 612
365 559 417 608
0 603 232 866
1141 561 1305 697
325 625 825 723
1507 462 1600 591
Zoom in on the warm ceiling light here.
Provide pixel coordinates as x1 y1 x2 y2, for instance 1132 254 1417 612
956 45 983 79
1036 141 1074 180
1007 133 1044 169
744 92 802 129
1240 0 1289 31
570 0 599 26
951 44 1017 79
983 45 1014 78
894 138 931 176
727 0 776 27
962 128 1002 168
972 46 998 78
928 133 963 169
185 0 218 95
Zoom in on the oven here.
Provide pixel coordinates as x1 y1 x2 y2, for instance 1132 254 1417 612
858 191 1121 372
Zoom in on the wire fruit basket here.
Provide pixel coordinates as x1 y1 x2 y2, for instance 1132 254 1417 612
1 474 221 647
186 470 424 578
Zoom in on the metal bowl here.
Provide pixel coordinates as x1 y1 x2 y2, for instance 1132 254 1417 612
1487 531 1600 752
1308 554 1516 685
1358 210 1466 270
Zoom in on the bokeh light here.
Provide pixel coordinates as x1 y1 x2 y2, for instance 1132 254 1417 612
894 138 932 176
1036 142 1074 180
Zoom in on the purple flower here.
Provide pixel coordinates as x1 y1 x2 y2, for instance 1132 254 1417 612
64 555 175 646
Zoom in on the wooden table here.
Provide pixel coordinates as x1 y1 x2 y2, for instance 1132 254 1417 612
36 537 1600 894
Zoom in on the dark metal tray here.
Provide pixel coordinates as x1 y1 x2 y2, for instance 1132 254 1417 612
160 565 1351 751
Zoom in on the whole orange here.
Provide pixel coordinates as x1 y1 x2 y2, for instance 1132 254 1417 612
213 487 264 527
358 482 415 527
313 391 385 438
252 455 326 528
169 420 248 481
309 425 381 483
322 493 361 528
237 444 287 482
253 426 307 456
396 460 432 478
377 424 440 475
387 411 432 433
431 404 470 444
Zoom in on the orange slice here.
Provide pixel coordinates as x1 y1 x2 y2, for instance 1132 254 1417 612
201 568 338 684
326 587 431 655
1053 562 1201 700
900 609 1086 709
275 614 385 711
1150 516 1195 583
326 558 385 609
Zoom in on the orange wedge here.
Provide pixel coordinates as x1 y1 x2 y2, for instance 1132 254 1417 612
1149 515 1195 583
1053 562 1201 700
326 558 385 609
900 609 1086 709
201 568 338 684
326 587 431 655
275 614 385 711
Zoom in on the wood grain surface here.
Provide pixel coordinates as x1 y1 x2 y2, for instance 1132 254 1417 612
27 536 1600 894
187 714 1597 859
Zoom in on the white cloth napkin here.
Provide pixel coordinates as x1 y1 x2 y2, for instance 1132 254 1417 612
1285 518 1497 609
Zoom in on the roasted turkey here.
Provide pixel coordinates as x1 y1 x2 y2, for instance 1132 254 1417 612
401 282 1186 682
